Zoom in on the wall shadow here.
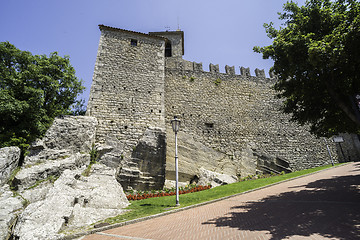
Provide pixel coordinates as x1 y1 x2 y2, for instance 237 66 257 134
202 172 360 240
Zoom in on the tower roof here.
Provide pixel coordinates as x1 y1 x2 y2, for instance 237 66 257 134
149 31 184 55
98 25 166 41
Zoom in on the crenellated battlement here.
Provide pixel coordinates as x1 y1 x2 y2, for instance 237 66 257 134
165 58 276 80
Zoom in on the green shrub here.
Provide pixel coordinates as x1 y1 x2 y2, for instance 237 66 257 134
83 144 99 177
214 78 222 86
89 144 99 164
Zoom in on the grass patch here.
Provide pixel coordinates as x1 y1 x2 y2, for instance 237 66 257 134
104 163 341 225
82 144 99 177
26 175 58 190
82 163 94 177
8 167 21 184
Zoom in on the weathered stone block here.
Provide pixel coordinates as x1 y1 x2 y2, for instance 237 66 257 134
14 153 90 191
0 147 20 186
197 167 238 187
0 184 23 240
24 116 97 166
117 127 166 190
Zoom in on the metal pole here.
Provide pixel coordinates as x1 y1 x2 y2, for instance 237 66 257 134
324 138 334 166
175 131 180 206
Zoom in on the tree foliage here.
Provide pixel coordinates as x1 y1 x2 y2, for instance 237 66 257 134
254 0 360 137
0 42 85 151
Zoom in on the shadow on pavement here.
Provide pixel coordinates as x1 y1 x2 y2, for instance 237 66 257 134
203 172 360 240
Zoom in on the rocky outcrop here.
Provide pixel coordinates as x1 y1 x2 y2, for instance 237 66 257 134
117 127 166 191
13 164 129 240
0 185 23 240
166 131 239 182
197 167 238 187
24 116 97 166
14 153 90 191
0 115 131 239
96 134 125 168
0 147 21 185
253 151 292 175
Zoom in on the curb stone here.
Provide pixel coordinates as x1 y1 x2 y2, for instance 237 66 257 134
60 162 350 240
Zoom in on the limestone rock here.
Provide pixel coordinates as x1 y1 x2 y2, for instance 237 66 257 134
197 167 237 187
20 181 52 204
164 179 189 189
253 151 292 174
24 116 97 166
14 164 129 240
117 127 166 190
14 153 90 191
0 184 23 240
0 147 21 186
96 134 125 168
239 142 258 177
166 131 239 182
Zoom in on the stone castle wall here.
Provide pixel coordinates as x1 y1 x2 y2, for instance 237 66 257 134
164 58 336 181
86 25 338 187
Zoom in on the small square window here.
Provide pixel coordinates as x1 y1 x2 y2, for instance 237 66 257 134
205 123 214 129
130 39 138 46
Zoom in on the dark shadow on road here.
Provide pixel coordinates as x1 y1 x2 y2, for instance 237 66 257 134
202 174 360 240
350 163 360 172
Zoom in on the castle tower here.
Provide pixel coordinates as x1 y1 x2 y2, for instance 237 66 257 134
86 25 171 189
87 25 167 148
149 30 184 58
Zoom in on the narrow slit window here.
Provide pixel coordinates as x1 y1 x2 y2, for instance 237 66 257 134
165 41 172 57
205 123 214 129
130 39 138 46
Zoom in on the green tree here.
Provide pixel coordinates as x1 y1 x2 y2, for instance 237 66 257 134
0 42 85 153
254 0 360 137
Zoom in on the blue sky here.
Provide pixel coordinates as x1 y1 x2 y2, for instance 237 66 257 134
0 0 305 104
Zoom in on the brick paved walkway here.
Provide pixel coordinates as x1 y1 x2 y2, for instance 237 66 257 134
80 162 360 240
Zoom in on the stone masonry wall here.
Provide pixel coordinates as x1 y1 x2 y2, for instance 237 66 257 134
164 58 337 179
87 26 166 156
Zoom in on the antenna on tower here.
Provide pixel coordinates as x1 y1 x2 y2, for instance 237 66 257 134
177 16 180 31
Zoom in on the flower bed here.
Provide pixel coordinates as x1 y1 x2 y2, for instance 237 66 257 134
126 185 211 201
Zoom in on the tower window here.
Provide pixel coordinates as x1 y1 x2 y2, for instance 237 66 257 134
130 39 138 46
165 41 172 57
205 123 214 129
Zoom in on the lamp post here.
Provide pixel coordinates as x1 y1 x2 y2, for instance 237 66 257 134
171 116 181 206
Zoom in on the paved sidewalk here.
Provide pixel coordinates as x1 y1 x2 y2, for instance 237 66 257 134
81 163 360 240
